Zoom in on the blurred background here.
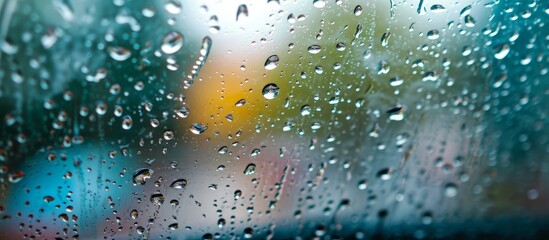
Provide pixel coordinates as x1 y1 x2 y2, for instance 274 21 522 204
0 0 548 239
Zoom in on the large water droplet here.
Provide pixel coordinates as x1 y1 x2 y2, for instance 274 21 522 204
150 193 165 206
161 31 184 54
381 32 390 47
190 123 207 135
164 0 182 14
176 107 189 118
108 46 131 61
262 84 280 100
243 163 256 175
313 0 326 8
444 183 458 197
493 43 510 59
308 45 321 54
163 130 174 140
264 55 280 70
236 4 248 22
133 168 153 185
170 179 188 189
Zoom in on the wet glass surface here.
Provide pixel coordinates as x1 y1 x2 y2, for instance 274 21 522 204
0 0 548 239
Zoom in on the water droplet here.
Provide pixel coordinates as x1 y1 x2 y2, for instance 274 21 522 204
493 43 510 59
262 84 280 100
122 116 133 130
132 168 153 185
130 209 139 219
169 223 179 230
243 163 256 175
217 218 226 228
251 149 261 157
164 0 182 14
381 32 390 47
377 168 392 180
190 123 207 135
234 190 242 199
300 105 311 116
464 15 476 27
176 107 189 118
313 0 326 8
43 196 55 203
136 226 145 234
163 130 174 140
244 227 254 238
358 180 368 190
235 99 247 107
308 45 321 54
460 5 472 17
108 46 131 61
150 193 165 206
218 146 228 154
282 121 295 131
335 42 346 51
264 55 280 70
161 31 184 54
390 77 404 86
170 179 188 189
53 0 75 21
444 183 458 197
236 4 248 22
430 4 446 13
427 30 440 40
387 105 405 121
59 213 69 222
354 5 363 16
